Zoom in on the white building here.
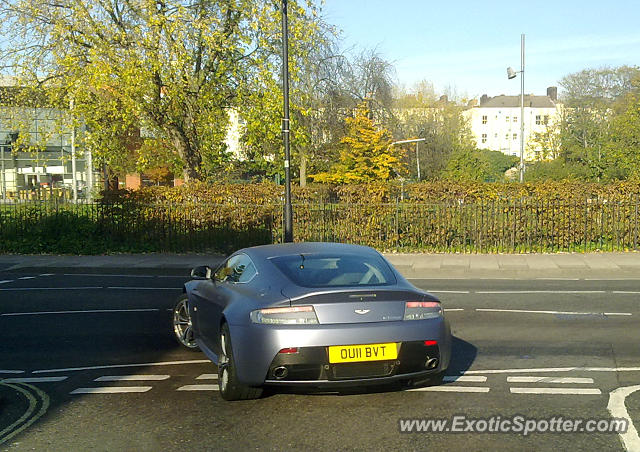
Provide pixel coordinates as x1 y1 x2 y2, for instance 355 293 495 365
464 87 561 160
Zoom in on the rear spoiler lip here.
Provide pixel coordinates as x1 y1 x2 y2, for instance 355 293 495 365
283 287 439 304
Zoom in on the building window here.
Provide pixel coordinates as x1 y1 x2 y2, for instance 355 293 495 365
505 133 509 140
544 115 549 124
482 115 487 124
536 115 541 125
513 133 518 140
481 133 487 144
513 116 518 123
505 116 510 122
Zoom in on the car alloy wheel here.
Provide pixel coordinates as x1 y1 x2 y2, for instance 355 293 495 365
173 296 199 350
218 323 262 401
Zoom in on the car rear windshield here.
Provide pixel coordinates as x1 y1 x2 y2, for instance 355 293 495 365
269 253 397 288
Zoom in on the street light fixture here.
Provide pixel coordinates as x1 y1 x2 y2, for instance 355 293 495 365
281 0 293 242
507 33 525 183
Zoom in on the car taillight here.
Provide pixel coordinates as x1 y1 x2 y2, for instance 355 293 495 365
403 301 442 320
278 347 299 354
250 305 319 325
424 340 438 346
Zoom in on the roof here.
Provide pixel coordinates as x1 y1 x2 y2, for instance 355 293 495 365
480 95 556 108
243 242 378 259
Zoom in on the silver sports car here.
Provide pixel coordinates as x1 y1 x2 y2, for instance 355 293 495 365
172 242 451 400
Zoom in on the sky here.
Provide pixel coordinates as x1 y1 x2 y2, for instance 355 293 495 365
321 0 640 100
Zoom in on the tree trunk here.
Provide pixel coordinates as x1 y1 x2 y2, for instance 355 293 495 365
167 126 201 182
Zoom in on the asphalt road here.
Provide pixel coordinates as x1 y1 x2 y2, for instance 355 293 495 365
1 269 639 451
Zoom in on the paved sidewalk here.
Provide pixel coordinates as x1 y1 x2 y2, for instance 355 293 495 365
1 251 640 279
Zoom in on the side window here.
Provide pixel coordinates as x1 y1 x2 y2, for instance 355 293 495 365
214 258 233 283
215 254 257 283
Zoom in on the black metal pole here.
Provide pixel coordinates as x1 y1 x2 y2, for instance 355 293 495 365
281 0 293 242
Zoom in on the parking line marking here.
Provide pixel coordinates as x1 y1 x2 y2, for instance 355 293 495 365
408 386 490 393
0 370 25 374
2 309 160 317
0 280 13 284
443 375 487 383
94 375 170 382
195 374 218 380
476 290 606 294
608 385 640 452
476 308 632 316
17 276 36 280
2 377 67 383
177 384 220 391
510 387 601 395
33 359 211 374
464 366 640 374
0 287 103 291
64 274 154 278
70 387 153 394
507 376 594 384
106 287 179 290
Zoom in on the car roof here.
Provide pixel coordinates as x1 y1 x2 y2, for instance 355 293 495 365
240 242 379 261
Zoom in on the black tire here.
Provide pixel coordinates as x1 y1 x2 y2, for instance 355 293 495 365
218 323 263 401
172 295 199 351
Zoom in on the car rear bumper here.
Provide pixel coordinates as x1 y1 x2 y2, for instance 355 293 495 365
228 317 451 386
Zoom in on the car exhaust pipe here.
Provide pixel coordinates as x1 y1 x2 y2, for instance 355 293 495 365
425 357 439 369
273 366 289 379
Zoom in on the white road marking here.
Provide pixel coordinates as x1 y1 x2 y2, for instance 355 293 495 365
507 376 594 384
612 291 640 294
464 366 640 374
476 290 606 294
408 386 490 393
510 387 602 395
17 276 36 280
33 359 211 374
0 382 49 446
196 374 218 380
429 290 470 294
2 377 67 383
106 287 179 290
443 308 464 312
94 375 170 382
535 278 581 281
0 286 103 291
2 309 160 317
476 308 632 316
443 375 487 383
0 370 25 374
0 280 13 284
70 387 152 394
39 274 54 276
63 273 154 278
177 384 220 391
608 385 640 452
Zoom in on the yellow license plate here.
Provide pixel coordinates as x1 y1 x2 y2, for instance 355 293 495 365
328 343 398 363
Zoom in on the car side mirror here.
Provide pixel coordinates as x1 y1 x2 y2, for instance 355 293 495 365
190 265 213 280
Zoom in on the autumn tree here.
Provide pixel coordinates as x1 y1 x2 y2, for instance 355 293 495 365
0 0 325 181
311 103 405 183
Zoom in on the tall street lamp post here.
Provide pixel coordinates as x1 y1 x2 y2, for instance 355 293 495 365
507 33 525 183
281 0 293 242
